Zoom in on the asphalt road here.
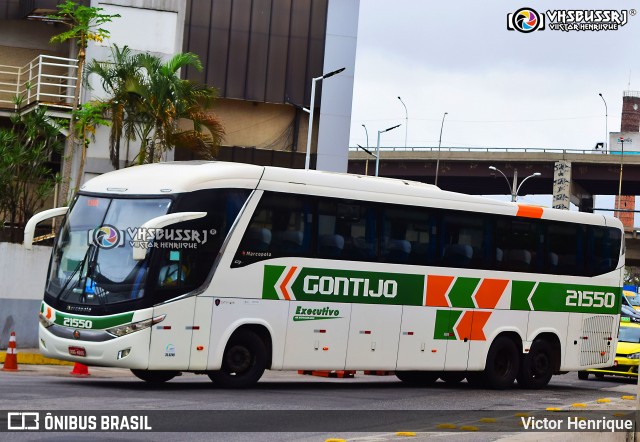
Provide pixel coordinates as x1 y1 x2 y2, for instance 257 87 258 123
0 367 637 442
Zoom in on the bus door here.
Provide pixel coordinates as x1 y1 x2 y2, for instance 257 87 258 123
148 296 197 370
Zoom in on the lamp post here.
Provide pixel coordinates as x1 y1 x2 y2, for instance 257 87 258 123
434 112 448 186
362 124 369 148
375 124 401 177
397 96 408 148
356 144 376 176
489 166 540 202
304 67 346 170
599 93 608 154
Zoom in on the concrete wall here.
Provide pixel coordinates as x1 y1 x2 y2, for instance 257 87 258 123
0 242 52 349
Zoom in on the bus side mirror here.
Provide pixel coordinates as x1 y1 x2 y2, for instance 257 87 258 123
23 207 69 250
132 212 207 260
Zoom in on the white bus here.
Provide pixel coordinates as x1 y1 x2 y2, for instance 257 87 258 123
26 161 624 389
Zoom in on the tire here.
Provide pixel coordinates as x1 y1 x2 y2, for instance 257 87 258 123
395 371 438 386
130 369 178 384
466 372 484 387
594 373 605 379
516 339 554 389
208 329 267 388
483 336 520 389
440 372 466 384
577 371 589 380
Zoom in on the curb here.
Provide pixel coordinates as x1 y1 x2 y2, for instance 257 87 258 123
0 351 73 366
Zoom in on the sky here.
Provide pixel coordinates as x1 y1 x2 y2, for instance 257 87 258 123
349 1 640 152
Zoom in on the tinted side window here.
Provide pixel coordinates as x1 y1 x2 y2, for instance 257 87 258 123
587 226 621 275
440 213 487 269
233 192 312 267
381 205 435 265
150 189 250 301
495 218 539 273
317 198 377 261
547 222 585 276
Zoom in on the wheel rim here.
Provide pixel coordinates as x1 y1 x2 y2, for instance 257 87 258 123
532 353 550 378
225 344 252 374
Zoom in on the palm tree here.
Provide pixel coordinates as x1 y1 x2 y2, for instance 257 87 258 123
132 52 224 164
86 47 224 167
84 45 142 169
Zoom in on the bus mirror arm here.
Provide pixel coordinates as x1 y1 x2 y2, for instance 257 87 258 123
23 207 69 250
132 212 207 260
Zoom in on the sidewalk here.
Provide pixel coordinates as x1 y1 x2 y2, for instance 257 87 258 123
0 347 73 366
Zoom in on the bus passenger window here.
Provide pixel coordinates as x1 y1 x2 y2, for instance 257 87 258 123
232 192 312 267
317 198 377 262
381 204 432 265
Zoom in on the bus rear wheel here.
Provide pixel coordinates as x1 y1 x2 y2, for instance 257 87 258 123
517 339 554 389
395 371 438 386
130 369 178 384
483 336 519 389
208 329 267 388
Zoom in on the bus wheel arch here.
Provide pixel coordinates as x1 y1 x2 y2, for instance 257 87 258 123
517 333 561 389
208 325 271 388
483 332 521 389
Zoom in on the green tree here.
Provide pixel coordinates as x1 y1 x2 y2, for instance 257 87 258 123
48 0 119 201
0 104 63 242
85 47 224 166
84 44 141 169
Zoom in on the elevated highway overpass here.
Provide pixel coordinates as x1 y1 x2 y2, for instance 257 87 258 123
347 147 640 266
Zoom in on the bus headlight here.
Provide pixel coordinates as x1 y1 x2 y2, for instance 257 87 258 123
106 315 166 337
627 352 640 360
39 313 54 328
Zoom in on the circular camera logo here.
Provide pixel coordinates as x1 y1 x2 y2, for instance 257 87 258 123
513 8 542 33
92 225 120 249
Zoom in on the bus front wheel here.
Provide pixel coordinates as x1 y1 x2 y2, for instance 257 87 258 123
483 336 519 389
208 329 267 388
130 369 178 384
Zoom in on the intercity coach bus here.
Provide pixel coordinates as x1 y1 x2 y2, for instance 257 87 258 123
25 161 624 389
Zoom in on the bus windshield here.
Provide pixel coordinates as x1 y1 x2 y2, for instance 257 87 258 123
46 195 171 306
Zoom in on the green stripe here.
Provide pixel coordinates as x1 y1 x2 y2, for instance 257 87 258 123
448 277 480 308
434 309 461 340
511 281 536 310
53 311 134 329
262 265 285 300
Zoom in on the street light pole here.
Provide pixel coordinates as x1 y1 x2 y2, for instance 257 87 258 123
398 96 408 148
489 166 540 202
599 93 608 154
362 124 369 148
375 124 401 177
304 67 345 170
356 144 376 176
434 112 448 186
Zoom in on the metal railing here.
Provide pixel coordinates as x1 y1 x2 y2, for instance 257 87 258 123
0 55 77 112
349 146 607 155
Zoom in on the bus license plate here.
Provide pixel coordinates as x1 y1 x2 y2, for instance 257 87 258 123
68 346 86 357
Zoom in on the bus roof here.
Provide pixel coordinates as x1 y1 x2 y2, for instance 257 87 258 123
79 161 620 228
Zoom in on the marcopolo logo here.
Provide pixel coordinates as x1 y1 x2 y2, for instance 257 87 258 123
507 7 633 33
507 7 545 33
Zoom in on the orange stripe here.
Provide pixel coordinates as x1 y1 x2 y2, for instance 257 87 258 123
470 311 492 341
426 275 454 306
516 205 543 219
454 311 473 340
474 279 508 309
279 266 297 301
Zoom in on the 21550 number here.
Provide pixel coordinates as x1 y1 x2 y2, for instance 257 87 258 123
62 318 93 329
566 290 615 309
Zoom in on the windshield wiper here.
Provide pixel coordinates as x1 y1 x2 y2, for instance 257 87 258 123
58 245 96 302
